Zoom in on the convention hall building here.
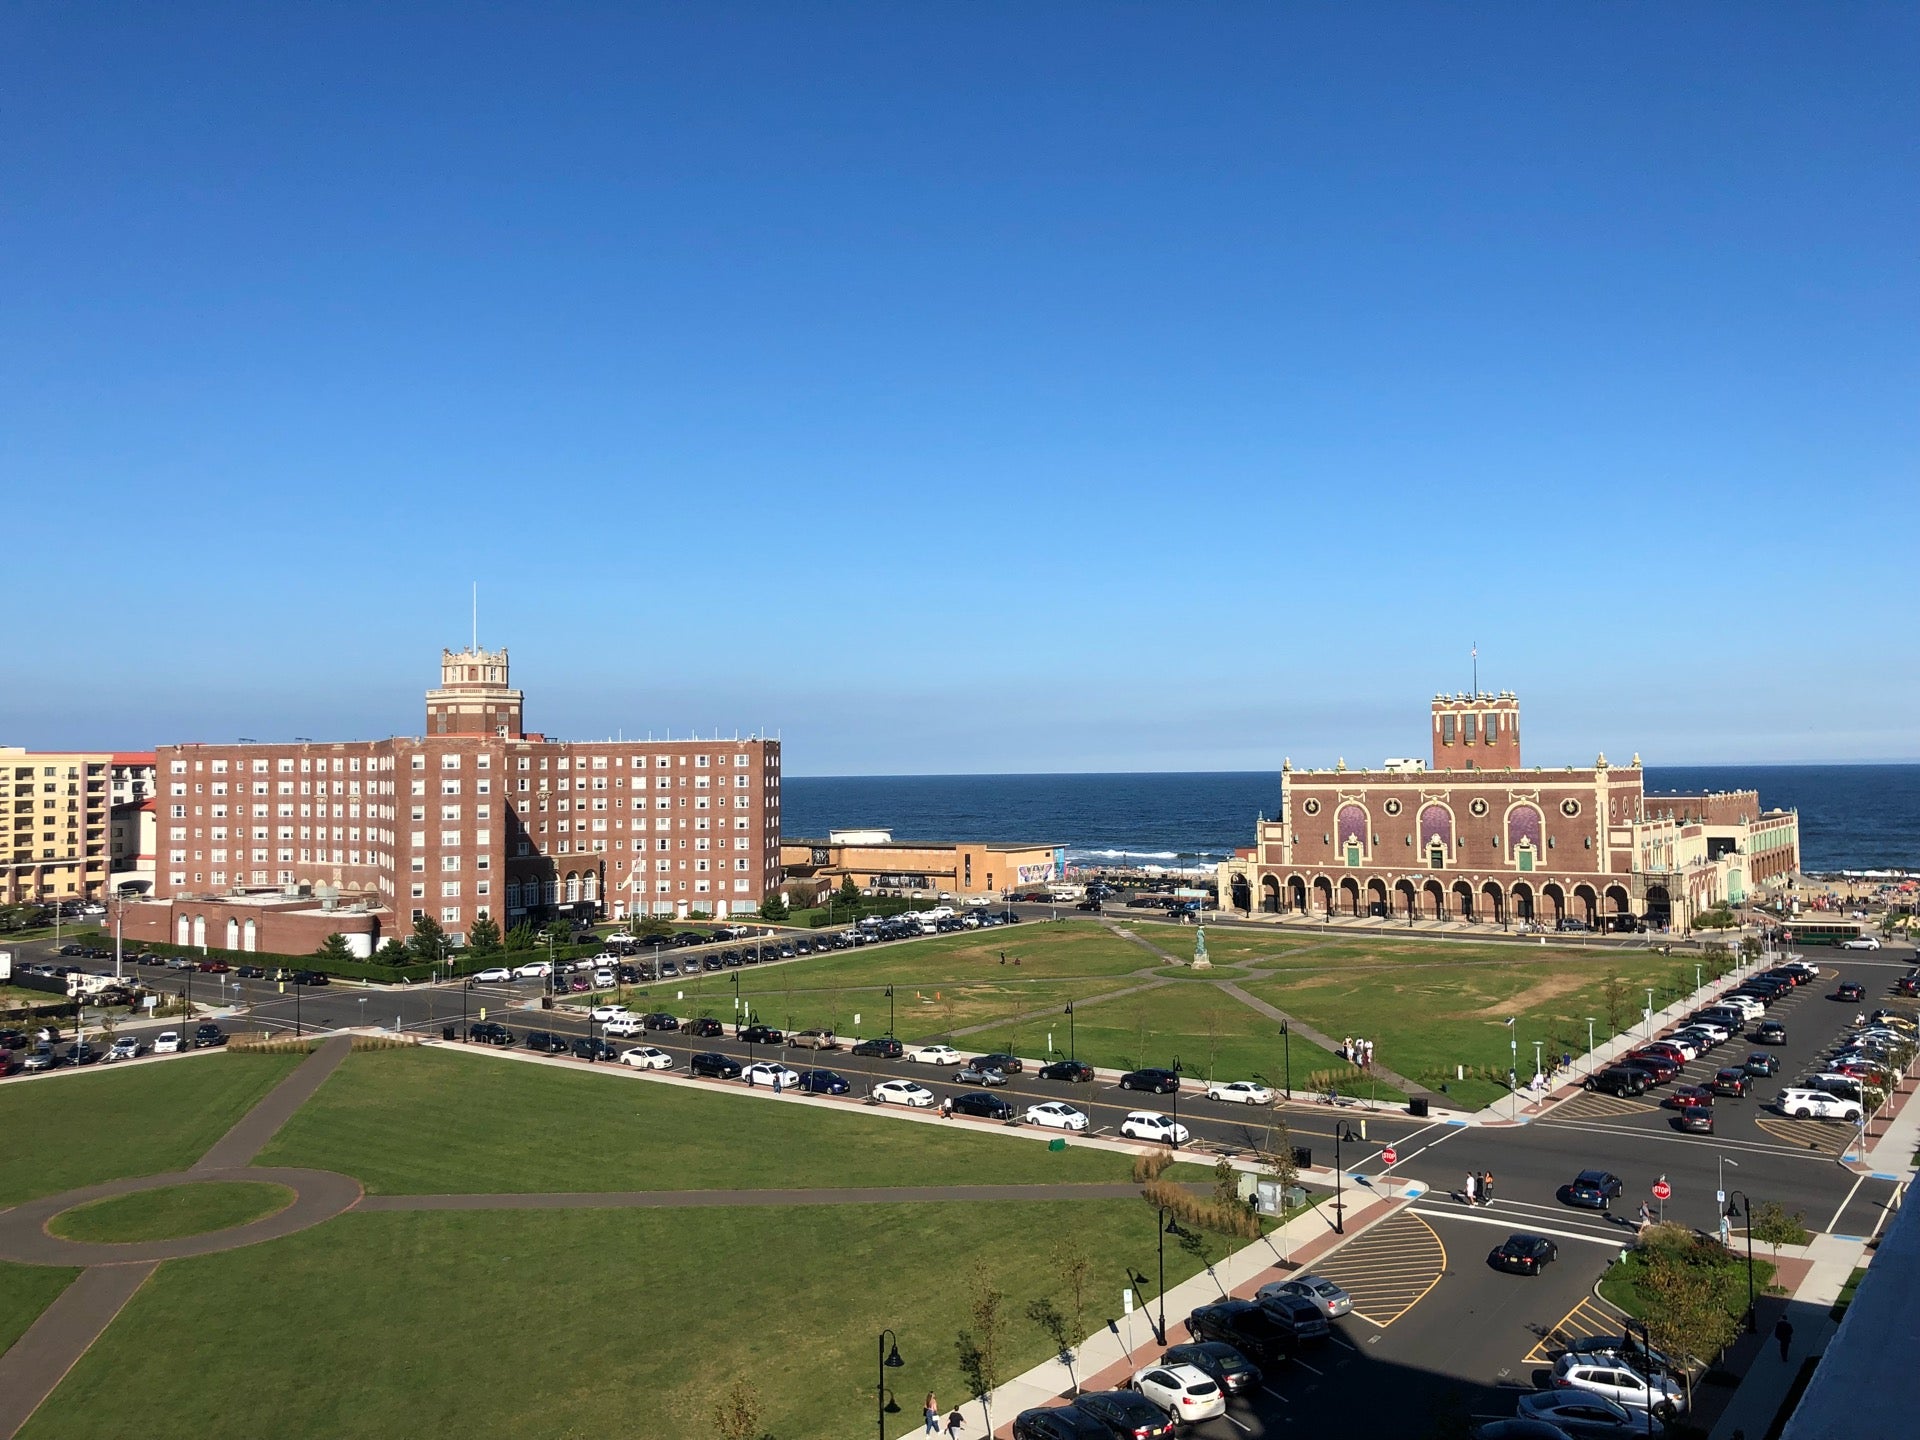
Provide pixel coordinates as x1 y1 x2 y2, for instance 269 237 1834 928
1216 692 1799 934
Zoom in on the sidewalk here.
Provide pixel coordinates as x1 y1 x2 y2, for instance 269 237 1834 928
899 1178 1429 1440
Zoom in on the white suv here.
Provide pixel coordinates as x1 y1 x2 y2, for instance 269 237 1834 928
1775 1088 1862 1122
1552 1354 1684 1416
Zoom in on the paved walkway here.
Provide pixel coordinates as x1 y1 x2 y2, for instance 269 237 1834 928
0 1264 158 1440
192 1033 352 1170
1211 976 1439 1106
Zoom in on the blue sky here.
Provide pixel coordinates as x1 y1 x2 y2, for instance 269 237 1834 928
4 3 1915 773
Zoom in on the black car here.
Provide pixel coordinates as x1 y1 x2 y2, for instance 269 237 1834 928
950 1090 1016 1121
293 969 330 986
1743 1051 1781 1076
739 1024 785 1045
642 1013 680 1031
68 1042 103 1066
1587 1066 1652 1097
1119 1068 1181 1094
851 1036 903 1058
970 1052 1024 1074
1710 1067 1749 1097
689 1052 742 1079
468 1022 514 1046
1070 1390 1174 1439
191 1023 227 1049
1011 1406 1113 1440
58 944 82 956
1835 982 1865 1003
686 1017 724 1038
1561 1170 1623 1210
1753 1020 1788 1045
1039 1059 1095 1083
794 1068 849 1095
524 1031 570 1054
236 965 267 979
1161 1339 1261 1396
572 1036 618 1062
1186 1300 1296 1365
1488 1234 1558 1274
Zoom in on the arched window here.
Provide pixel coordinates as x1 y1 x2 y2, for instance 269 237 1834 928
1505 804 1544 873
1336 803 1369 867
1419 803 1454 868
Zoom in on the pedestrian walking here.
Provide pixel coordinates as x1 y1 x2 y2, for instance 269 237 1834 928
1366 1039 1375 1068
1637 1201 1652 1228
772 1071 782 1095
1775 1318 1793 1362
923 1394 940 1435
1480 1170 1495 1205
1464 1172 1478 1206
946 1407 966 1437
1341 1037 1352 1062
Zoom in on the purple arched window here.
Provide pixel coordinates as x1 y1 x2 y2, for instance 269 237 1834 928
1337 803 1368 848
1507 805 1543 852
1419 804 1453 852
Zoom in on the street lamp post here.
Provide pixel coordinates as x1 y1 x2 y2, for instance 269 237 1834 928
1280 1020 1292 1102
1623 1316 1660 1438
1586 1016 1597 1055
1169 1058 1183 1139
1065 1000 1076 1061
1724 1190 1757 1333
875 1329 904 1440
1332 1121 1360 1233
886 985 895 1037
1149 1207 1184 1343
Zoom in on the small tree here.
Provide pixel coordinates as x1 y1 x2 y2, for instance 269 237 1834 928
374 937 411 967
1600 973 1628 1036
637 915 672 940
1052 1237 1094 1369
834 875 862 913
1212 1157 1242 1209
1738 935 1762 964
1752 1200 1811 1259
760 892 789 922
410 914 447 965
955 1260 1009 1435
466 915 502 957
503 921 537 952
1025 1296 1077 1392
315 933 355 964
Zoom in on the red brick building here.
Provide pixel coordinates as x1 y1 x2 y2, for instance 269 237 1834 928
122 645 782 954
1217 692 1799 933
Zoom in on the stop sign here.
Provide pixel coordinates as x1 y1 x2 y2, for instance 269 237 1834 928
1382 1146 1398 1165
1652 1180 1672 1201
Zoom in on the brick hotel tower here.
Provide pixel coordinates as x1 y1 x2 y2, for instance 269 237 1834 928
130 646 782 956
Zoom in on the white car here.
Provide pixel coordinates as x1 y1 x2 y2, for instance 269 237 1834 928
512 961 552 980
1678 1020 1729 1043
591 970 616 988
1841 937 1881 951
473 966 514 983
618 1046 674 1070
1120 1111 1190 1146
1656 1036 1700 1062
108 1037 142 1061
1718 995 1765 1022
1132 1362 1226 1423
601 1015 646 1036
1206 1080 1273 1106
153 1031 182 1054
873 1079 937 1108
1024 1101 1090 1132
589 1004 632 1023
1775 1088 1863 1121
906 1044 962 1065
1552 1354 1685 1417
743 1062 801 1088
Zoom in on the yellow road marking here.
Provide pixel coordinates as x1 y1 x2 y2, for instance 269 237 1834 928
1524 1296 1627 1365
1314 1212 1447 1328
1756 1116 1853 1154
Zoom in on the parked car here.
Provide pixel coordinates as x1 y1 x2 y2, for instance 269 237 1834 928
1709 1067 1749 1097
738 1024 784 1045
1587 1066 1652 1097
850 1036 903 1058
153 1030 182 1054
1774 1088 1862 1121
522 1030 568 1054
687 1052 742 1079
23 1044 58 1072
468 1022 515 1046
108 1036 142 1061
1488 1234 1559 1275
1038 1059 1095 1082
1550 1354 1684 1418
1621 1053 1681 1084
906 1044 962 1065
1560 1170 1623 1210
1011 1407 1112 1440
641 1013 680 1031
1513 1391 1641 1438
1205 1080 1273 1105
950 1090 1016 1120
1256 1274 1352 1319
1254 1290 1330 1344
1070 1391 1174 1440
742 1062 801 1088
1159 1340 1261 1396
1119 1067 1182 1094
1129 1363 1225 1425
618 1046 673 1070
473 966 514 983
794 1068 849 1095
235 964 267 979
1024 1101 1090 1131
1120 1111 1190 1145
192 1023 226 1048
872 1078 937 1108
1186 1300 1295 1365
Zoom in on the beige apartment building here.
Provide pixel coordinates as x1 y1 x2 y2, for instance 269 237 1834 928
1 746 113 905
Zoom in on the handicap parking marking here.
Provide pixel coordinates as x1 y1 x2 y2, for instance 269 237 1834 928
1755 1115 1855 1155
1522 1296 1628 1366
1311 1211 1447 1328
1548 1089 1657 1122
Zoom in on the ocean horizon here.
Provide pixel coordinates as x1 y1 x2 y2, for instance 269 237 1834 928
783 763 1920 874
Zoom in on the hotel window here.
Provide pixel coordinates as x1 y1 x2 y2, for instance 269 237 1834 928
734 754 749 766
441 881 461 897
1441 715 1456 744
441 831 460 847
441 781 460 795
440 908 461 925
441 856 461 872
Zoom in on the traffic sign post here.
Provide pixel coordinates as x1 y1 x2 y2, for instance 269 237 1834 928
1652 1177 1671 1222
1380 1146 1398 1199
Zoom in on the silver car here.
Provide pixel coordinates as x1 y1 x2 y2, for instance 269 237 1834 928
1256 1274 1352 1319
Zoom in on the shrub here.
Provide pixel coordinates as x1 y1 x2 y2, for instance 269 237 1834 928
1142 1178 1261 1239
1132 1150 1173 1184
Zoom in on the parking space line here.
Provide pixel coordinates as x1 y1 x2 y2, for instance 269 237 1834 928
1522 1297 1629 1365
1260 1386 1289 1405
1311 1212 1447 1328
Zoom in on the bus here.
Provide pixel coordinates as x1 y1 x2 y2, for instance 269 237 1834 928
1782 918 1863 947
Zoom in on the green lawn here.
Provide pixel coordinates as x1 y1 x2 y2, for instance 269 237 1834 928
0 1263 80 1356
256 1046 1145 1193
20 1202 1205 1440
1128 923 1320 965
0 1053 303 1207
49 1181 295 1244
1245 948 1721 1109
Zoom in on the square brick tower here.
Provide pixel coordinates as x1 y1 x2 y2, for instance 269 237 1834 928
1430 691 1521 771
425 647 524 738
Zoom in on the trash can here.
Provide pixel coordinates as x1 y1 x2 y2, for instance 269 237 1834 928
1292 1145 1312 1170
541 997 553 1010
1408 1096 1431 1118
441 1026 456 1042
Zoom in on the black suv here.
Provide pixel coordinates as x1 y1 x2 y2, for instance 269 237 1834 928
1257 1291 1330 1345
851 1036 903 1058
1011 1406 1112 1440
1186 1300 1295 1365
1162 1340 1263 1395
689 1052 742 1079
1070 1391 1173 1439
1587 1065 1652 1097
191 1023 226 1049
572 1037 618 1062
468 1022 515 1046
523 1031 570 1054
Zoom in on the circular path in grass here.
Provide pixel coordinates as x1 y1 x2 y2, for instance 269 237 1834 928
48 1181 296 1245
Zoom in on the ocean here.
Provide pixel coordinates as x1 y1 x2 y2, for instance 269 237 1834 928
782 765 1920 874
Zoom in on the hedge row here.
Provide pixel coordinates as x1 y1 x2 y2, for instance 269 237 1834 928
121 937 614 986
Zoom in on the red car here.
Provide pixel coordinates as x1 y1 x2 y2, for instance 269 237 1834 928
1625 1052 1682 1083
1662 1084 1715 1110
